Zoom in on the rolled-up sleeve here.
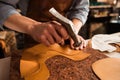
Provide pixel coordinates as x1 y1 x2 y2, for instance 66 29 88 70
67 0 89 25
0 0 20 27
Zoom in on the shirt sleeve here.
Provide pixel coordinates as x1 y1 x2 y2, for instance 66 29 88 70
0 0 20 28
67 0 89 25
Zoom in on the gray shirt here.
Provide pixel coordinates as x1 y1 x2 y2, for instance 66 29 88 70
0 0 89 29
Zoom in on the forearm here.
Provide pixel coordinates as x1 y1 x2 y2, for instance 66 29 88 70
67 0 89 26
67 0 89 35
4 14 39 34
72 18 83 34
0 2 19 27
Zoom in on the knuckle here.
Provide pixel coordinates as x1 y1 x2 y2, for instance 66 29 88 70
39 35 46 41
57 25 63 30
43 29 48 34
56 38 62 43
47 23 53 28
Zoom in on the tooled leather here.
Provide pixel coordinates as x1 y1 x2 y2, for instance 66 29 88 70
21 44 90 80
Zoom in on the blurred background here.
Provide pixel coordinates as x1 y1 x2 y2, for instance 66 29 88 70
79 0 120 39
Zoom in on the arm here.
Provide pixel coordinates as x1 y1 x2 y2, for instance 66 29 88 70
4 15 69 47
67 0 89 34
0 0 69 47
0 0 19 28
67 0 89 49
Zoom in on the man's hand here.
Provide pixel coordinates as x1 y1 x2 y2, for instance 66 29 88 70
29 21 69 46
70 35 87 50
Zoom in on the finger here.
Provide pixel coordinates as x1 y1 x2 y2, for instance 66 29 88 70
76 37 84 50
83 40 87 48
39 35 50 46
52 21 61 25
51 21 69 40
79 41 84 50
70 36 85 50
47 23 63 43
70 37 81 50
79 36 87 48
44 30 55 44
73 41 83 50
59 38 65 46
70 38 74 49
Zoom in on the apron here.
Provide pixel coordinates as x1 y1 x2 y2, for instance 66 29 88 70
27 0 73 22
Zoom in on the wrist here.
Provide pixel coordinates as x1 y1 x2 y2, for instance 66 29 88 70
72 18 83 34
27 21 42 35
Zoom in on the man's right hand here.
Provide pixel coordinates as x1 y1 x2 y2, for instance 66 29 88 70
29 21 69 46
4 14 69 46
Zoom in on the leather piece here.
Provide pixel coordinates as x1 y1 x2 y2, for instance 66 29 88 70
20 43 90 80
20 60 39 78
92 58 120 80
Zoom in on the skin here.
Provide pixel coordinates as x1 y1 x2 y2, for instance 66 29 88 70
4 14 86 50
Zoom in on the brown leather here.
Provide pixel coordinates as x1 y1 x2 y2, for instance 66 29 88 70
92 58 120 80
20 43 90 80
27 0 73 22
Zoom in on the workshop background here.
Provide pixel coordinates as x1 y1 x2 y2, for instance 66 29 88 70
79 0 120 39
